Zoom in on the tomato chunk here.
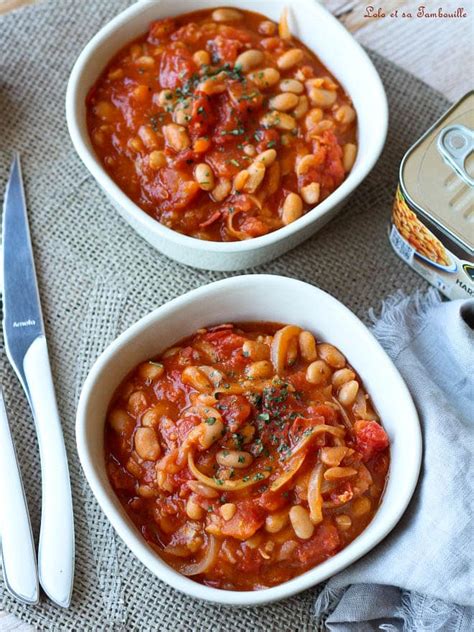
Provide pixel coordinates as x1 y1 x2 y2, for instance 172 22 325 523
354 420 390 462
217 394 251 432
159 49 194 89
152 168 200 210
208 500 265 540
297 522 341 565
148 18 176 43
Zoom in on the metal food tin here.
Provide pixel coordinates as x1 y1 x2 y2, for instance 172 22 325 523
390 91 473 299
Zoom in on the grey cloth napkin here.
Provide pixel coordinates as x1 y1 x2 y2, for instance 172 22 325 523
315 290 474 631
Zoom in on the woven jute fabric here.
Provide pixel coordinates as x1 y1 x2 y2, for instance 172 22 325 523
0 1 450 629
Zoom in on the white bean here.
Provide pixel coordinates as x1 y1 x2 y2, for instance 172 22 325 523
149 151 167 170
282 192 303 225
293 95 309 119
335 104 356 125
194 163 215 191
243 161 266 193
332 368 356 389
246 360 274 379
301 182 320 205
248 68 280 89
186 497 204 520
299 331 317 362
193 49 210 66
289 505 314 539
163 124 190 152
199 418 225 449
235 49 264 72
306 360 331 385
308 87 337 108
134 427 160 461
343 143 357 172
216 450 253 469
338 380 359 407
261 111 296 131
255 148 277 166
318 343 346 368
211 177 231 202
280 79 304 94
265 509 289 533
269 92 299 112
277 48 304 70
212 8 243 22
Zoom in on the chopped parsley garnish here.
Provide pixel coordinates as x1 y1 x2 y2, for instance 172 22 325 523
205 417 216 425
149 115 161 132
232 433 244 450
221 127 245 136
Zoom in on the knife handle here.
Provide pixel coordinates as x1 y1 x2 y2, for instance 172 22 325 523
0 387 39 605
23 336 75 608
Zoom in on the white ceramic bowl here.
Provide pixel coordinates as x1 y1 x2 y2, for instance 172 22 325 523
66 0 388 271
76 275 421 606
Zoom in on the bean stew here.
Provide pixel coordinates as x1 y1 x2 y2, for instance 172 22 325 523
105 322 389 591
87 7 358 241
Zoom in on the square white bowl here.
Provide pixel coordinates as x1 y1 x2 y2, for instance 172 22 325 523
76 275 421 606
66 0 388 271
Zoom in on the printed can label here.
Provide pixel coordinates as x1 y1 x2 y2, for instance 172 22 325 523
390 187 473 299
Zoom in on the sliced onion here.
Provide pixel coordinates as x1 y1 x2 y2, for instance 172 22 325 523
227 210 250 241
188 452 270 491
307 463 324 525
330 397 354 435
279 7 291 39
163 544 194 558
353 390 379 421
180 535 219 576
270 452 306 491
271 325 302 375
352 463 373 497
286 424 345 460
247 194 263 210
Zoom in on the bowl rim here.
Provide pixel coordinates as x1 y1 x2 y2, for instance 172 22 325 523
76 274 422 606
65 0 389 255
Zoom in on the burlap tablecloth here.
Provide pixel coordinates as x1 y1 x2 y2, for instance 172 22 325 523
0 1 450 629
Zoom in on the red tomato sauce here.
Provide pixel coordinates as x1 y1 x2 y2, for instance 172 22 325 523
104 323 389 591
87 8 357 242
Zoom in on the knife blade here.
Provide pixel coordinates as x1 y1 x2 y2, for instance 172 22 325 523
2 153 75 607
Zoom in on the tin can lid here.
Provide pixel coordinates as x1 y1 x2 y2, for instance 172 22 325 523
401 91 473 254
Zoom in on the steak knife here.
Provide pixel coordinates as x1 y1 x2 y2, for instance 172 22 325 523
2 153 74 607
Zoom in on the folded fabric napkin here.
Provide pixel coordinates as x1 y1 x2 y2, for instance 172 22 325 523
315 290 474 631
